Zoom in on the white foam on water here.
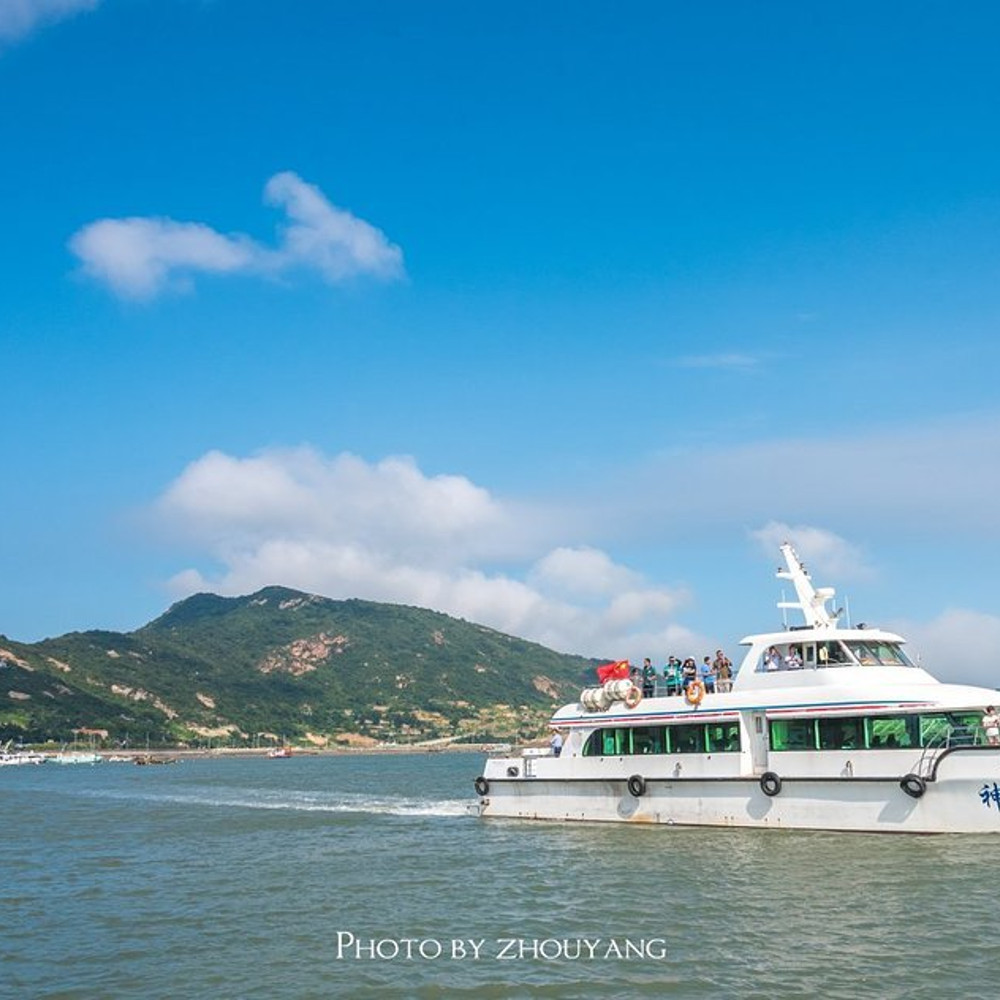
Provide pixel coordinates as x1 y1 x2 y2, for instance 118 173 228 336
80 785 471 818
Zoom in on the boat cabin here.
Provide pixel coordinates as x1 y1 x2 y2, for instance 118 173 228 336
746 633 914 674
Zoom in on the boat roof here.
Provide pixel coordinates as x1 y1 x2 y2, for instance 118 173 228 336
738 625 906 647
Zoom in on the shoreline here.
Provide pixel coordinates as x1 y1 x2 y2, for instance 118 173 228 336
27 743 507 762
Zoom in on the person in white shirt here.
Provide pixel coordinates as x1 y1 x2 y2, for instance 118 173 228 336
784 646 803 669
982 706 1000 746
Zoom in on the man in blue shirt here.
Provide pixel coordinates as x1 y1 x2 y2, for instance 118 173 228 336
700 656 716 693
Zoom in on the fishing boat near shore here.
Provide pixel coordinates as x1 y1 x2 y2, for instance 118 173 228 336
473 544 1000 833
52 751 104 765
0 750 48 766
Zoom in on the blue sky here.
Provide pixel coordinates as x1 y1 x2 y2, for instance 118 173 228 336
3 1 1000 684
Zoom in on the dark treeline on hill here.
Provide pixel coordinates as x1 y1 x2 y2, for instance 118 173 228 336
0 587 599 747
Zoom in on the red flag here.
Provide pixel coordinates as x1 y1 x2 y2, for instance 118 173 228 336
596 660 630 683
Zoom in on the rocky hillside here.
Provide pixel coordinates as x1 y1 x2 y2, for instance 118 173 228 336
0 587 598 747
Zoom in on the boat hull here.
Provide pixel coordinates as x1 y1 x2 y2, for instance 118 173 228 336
478 749 1000 833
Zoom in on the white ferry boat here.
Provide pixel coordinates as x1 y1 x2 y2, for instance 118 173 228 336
474 544 1000 832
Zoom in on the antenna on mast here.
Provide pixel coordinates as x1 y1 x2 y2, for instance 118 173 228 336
775 542 841 629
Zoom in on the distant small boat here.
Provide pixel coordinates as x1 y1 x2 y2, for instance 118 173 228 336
0 751 47 766
267 746 293 758
52 752 103 765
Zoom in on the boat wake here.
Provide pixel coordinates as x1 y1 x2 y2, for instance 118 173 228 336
81 785 471 818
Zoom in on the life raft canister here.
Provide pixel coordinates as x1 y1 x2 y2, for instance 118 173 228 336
899 773 927 799
627 774 646 798
624 684 643 709
685 680 706 706
759 771 782 797
474 776 489 796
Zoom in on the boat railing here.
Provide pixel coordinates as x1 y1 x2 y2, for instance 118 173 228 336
946 724 980 748
914 726 981 779
649 679 732 698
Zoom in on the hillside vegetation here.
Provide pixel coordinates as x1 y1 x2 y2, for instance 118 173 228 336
0 587 598 747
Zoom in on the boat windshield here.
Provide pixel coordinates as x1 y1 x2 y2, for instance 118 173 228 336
756 638 914 672
843 640 913 667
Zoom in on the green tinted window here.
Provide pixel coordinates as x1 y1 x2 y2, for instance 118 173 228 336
920 715 950 747
630 727 665 755
595 728 627 755
819 717 863 750
767 711 990 752
866 715 917 748
770 718 816 751
705 721 741 752
671 724 705 754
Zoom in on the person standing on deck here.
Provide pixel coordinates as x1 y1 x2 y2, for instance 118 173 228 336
681 658 698 687
983 707 1000 746
700 656 716 693
715 651 733 693
642 658 656 698
665 656 682 695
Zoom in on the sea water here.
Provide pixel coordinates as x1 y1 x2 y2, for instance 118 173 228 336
1 753 997 999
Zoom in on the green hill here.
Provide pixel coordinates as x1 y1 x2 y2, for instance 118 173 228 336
0 587 598 747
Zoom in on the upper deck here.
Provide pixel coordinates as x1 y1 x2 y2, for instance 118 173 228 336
551 543 996 728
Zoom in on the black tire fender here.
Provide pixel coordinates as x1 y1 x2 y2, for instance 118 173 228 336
474 776 489 796
760 771 782 797
899 773 926 799
627 774 646 798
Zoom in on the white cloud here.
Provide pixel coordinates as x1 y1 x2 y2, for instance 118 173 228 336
888 609 1000 690
69 218 257 299
156 448 509 563
69 172 404 299
151 447 692 660
0 0 98 43
750 521 874 581
264 172 403 282
528 546 642 600
146 414 1000 668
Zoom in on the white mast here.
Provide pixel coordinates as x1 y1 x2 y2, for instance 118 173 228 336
776 542 840 628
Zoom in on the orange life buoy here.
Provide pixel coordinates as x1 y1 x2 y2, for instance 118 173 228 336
624 684 642 709
685 680 705 706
